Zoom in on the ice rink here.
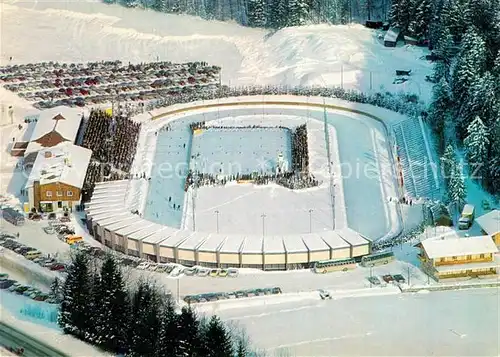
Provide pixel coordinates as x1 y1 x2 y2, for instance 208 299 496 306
147 105 397 240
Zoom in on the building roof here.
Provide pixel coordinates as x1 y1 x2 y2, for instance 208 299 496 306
421 236 498 259
218 236 245 254
263 236 285 254
475 210 500 235
26 142 91 189
283 235 307 253
197 234 227 252
384 27 401 42
338 228 371 246
300 233 330 252
25 106 83 156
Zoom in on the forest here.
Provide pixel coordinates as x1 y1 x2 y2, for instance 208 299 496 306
57 251 255 357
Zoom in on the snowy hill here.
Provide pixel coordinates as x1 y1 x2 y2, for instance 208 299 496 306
1 0 433 102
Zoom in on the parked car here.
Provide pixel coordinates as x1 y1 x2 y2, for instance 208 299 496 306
170 267 182 277
183 268 195 276
393 274 406 284
50 264 65 271
227 268 239 277
209 269 219 277
382 274 394 283
367 276 381 285
319 289 332 300
218 269 228 277
0 279 15 289
196 268 210 277
43 226 55 234
136 262 150 270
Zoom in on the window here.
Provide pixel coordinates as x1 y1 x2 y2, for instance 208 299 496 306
466 255 472 260
56 191 63 197
440 258 445 263
67 191 74 197
46 191 52 197
452 256 457 260
480 254 485 258
57 201 62 209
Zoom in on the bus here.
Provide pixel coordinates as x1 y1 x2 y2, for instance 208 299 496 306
360 251 395 267
313 258 357 274
1 207 25 226
65 235 83 245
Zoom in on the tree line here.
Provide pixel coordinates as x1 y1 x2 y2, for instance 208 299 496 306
397 0 500 205
102 0 390 28
57 251 253 356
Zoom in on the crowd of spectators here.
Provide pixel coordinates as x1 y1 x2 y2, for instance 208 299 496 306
80 109 141 202
291 124 309 172
0 60 220 109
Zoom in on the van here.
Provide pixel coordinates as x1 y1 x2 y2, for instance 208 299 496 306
458 204 475 230
25 250 42 260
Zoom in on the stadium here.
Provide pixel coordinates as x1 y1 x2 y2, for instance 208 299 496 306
84 95 413 270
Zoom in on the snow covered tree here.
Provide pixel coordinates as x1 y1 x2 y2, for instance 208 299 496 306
338 0 350 24
451 28 487 134
151 0 168 12
177 306 202 357
128 281 162 357
448 162 466 208
156 298 179 357
94 255 129 353
486 120 500 193
389 0 413 32
441 0 467 42
268 0 288 28
464 116 490 178
236 337 248 357
428 76 451 134
247 0 266 27
287 0 309 26
441 144 456 182
50 277 63 303
409 0 432 38
461 72 498 130
58 251 92 338
201 315 234 357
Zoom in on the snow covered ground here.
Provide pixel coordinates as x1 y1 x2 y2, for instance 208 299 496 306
214 288 500 356
144 104 396 239
1 0 432 98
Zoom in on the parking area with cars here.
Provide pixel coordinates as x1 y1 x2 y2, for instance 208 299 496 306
184 287 282 304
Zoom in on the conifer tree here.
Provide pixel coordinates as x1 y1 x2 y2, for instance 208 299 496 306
247 0 266 27
156 298 179 357
58 251 92 338
236 337 248 357
441 143 456 182
464 116 490 179
268 0 288 28
177 306 202 357
288 0 309 26
448 162 466 208
409 0 432 38
128 281 162 357
201 315 234 357
95 255 129 353
428 76 451 134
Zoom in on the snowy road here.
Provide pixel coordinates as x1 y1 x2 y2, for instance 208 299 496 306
216 288 500 356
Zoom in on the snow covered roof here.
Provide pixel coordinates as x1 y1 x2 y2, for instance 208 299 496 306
300 233 330 252
218 236 245 254
142 227 175 245
421 236 498 259
178 232 210 250
127 223 164 241
283 235 308 253
263 236 285 254
197 234 227 252
384 27 401 43
319 231 351 250
105 216 145 232
26 142 91 189
241 235 263 254
159 230 193 247
87 207 128 219
114 220 156 236
337 228 371 246
475 210 500 235
98 213 136 228
25 106 83 156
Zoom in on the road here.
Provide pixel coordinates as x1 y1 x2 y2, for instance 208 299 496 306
0 321 69 357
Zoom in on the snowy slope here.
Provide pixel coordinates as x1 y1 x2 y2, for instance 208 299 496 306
1 1 433 101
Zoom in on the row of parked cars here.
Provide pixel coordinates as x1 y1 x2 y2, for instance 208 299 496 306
0 235 66 272
184 287 283 304
0 273 57 304
367 273 406 286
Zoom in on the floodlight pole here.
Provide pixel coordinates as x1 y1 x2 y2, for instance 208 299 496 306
308 209 313 233
261 214 266 237
215 210 219 233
